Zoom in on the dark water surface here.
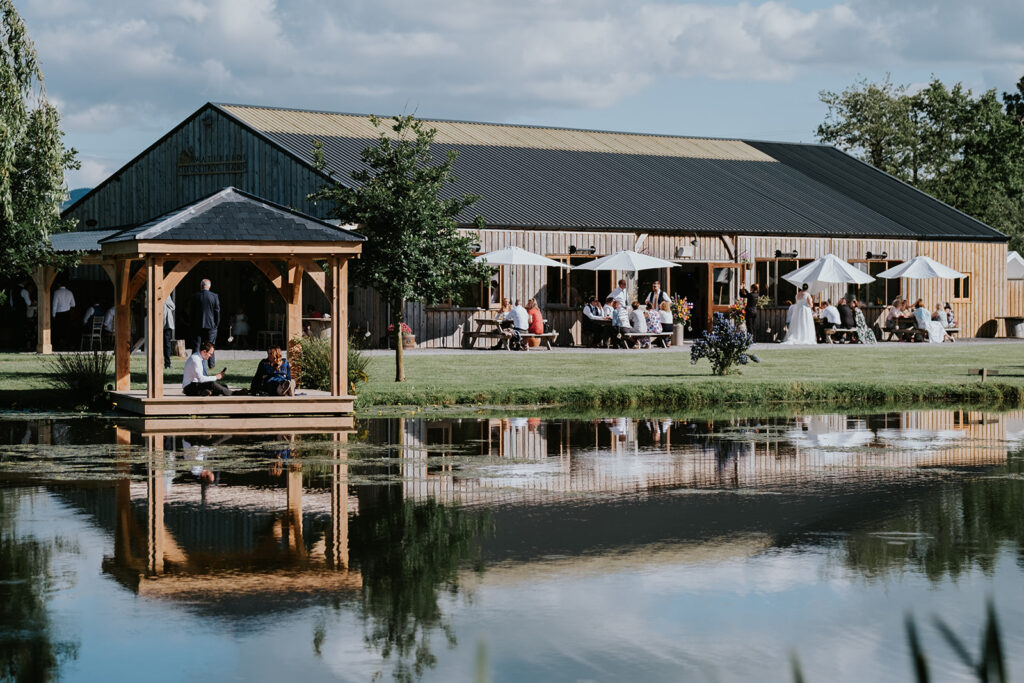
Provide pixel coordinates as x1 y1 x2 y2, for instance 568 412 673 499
2 410 1024 682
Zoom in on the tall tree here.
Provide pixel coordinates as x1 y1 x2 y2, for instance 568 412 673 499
0 0 78 282
310 115 491 381
818 75 1024 251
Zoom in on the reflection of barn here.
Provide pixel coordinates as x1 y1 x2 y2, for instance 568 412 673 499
56 103 1012 350
388 411 1021 505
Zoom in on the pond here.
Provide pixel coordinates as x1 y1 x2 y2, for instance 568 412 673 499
2 409 1024 682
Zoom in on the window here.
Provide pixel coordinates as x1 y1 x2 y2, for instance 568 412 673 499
850 260 903 306
430 266 501 309
546 255 612 307
953 273 971 301
753 259 813 305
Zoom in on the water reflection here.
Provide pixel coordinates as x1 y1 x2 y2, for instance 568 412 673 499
0 409 1023 681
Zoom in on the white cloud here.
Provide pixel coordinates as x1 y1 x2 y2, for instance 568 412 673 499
15 0 1024 180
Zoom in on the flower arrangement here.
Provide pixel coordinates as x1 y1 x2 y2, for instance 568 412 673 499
387 322 413 335
757 295 773 309
690 313 760 375
671 298 693 323
727 301 746 323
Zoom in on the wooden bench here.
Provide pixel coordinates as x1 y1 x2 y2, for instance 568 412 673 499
622 332 672 348
519 331 559 349
891 324 959 342
465 329 512 349
823 327 858 343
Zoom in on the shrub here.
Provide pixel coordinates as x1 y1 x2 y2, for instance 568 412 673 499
44 351 112 406
690 313 760 375
295 335 370 394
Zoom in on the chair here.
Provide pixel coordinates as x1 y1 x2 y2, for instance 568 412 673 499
80 317 104 350
256 313 285 349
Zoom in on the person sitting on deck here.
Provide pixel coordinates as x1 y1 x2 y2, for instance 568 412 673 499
182 342 233 396
250 346 296 396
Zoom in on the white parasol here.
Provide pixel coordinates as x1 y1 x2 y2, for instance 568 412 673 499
1007 251 1024 280
876 255 965 280
474 246 569 303
571 250 679 272
782 254 874 294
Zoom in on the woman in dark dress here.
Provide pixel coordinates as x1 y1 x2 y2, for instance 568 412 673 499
250 346 295 396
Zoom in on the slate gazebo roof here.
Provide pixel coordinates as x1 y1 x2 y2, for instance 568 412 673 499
98 186 365 252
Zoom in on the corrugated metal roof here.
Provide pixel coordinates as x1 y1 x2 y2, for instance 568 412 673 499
50 229 121 252
210 104 1007 242
743 142 1007 242
102 187 365 244
218 104 775 161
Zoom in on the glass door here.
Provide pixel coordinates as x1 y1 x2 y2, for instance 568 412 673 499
706 263 743 328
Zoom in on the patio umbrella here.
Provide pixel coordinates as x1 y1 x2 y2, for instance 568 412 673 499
571 250 679 272
876 255 965 280
782 254 874 294
474 246 569 302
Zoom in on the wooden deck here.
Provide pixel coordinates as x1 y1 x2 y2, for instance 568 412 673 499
109 386 356 417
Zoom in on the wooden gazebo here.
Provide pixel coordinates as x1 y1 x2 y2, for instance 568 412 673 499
90 187 364 416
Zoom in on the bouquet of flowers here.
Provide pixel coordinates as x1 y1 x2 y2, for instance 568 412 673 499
727 301 746 323
757 295 773 309
387 322 413 334
671 298 693 323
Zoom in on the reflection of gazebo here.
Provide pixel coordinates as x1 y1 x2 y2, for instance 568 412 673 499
59 187 364 416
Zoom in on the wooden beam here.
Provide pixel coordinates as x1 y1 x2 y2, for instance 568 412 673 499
329 257 348 396
294 257 328 298
251 259 285 292
115 259 132 391
285 261 304 345
161 258 198 295
32 265 57 354
146 257 164 399
127 266 148 304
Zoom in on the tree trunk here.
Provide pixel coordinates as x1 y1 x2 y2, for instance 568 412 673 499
394 297 406 382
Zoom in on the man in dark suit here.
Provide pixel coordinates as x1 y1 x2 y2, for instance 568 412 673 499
191 279 220 368
837 297 856 342
744 283 760 340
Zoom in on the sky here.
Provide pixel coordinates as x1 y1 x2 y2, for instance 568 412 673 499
16 0 1024 189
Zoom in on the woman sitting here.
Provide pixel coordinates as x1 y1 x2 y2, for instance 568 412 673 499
645 303 662 336
659 301 674 342
526 298 544 334
628 301 650 348
912 299 954 343
250 346 296 396
850 299 876 345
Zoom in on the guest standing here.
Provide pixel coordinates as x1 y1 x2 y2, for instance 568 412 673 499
51 284 75 350
744 284 760 340
163 295 176 369
191 279 221 368
644 281 670 310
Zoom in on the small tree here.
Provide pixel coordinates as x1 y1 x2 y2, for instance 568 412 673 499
0 0 79 282
310 115 491 381
690 313 759 375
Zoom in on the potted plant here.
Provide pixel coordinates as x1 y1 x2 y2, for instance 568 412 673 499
388 322 415 349
670 298 693 345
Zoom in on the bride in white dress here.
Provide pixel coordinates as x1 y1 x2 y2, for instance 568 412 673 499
781 283 817 345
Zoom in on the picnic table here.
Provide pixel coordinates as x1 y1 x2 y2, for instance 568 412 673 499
464 318 558 350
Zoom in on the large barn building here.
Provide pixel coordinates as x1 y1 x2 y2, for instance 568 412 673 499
59 102 1011 348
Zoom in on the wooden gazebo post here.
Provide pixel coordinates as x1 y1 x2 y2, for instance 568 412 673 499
329 256 349 395
32 265 57 354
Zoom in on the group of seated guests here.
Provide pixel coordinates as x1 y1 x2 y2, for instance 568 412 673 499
885 297 957 343
582 297 674 348
810 296 877 344
182 342 297 396
494 297 545 348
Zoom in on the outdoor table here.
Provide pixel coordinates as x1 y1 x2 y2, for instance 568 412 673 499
303 317 331 339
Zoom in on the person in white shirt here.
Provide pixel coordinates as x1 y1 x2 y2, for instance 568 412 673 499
182 342 233 396
818 300 840 341
51 284 76 349
582 296 610 347
509 301 529 349
608 279 630 309
628 301 650 348
644 281 670 310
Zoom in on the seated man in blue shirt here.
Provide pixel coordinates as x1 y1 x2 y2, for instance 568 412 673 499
182 342 233 396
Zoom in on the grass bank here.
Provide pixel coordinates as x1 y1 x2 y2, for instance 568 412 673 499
1 344 1023 412
356 344 1024 410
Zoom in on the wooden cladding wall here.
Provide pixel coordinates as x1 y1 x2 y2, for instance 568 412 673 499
351 228 1008 347
911 241 1005 337
64 106 328 230
1008 280 1024 317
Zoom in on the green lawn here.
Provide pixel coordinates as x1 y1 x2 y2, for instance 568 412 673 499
3 344 1024 412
